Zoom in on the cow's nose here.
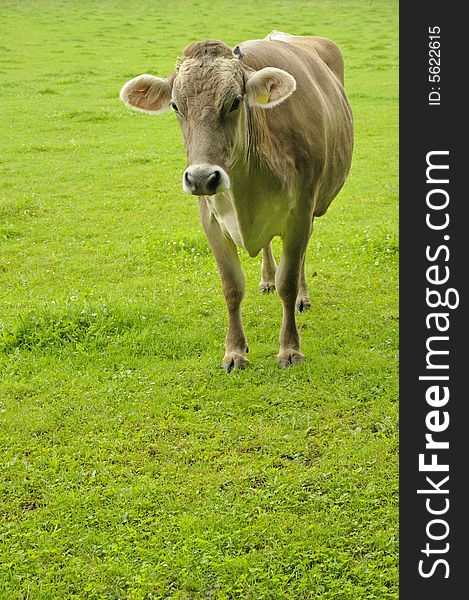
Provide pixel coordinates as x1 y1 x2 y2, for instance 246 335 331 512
184 168 220 195
205 170 221 194
183 165 227 196
184 170 196 192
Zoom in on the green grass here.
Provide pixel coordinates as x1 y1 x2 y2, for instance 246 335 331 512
0 0 398 598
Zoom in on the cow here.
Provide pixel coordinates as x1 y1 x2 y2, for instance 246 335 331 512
120 30 354 370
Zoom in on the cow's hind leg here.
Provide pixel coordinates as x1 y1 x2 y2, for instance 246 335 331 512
296 253 312 312
296 219 314 312
259 242 277 293
199 199 248 371
276 220 312 367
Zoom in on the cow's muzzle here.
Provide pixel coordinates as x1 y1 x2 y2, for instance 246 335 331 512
182 164 230 196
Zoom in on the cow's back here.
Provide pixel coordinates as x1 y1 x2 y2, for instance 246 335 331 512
263 31 345 84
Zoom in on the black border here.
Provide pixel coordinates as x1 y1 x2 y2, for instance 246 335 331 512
400 3 466 597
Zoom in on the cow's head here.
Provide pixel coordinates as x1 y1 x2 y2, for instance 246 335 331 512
120 40 296 196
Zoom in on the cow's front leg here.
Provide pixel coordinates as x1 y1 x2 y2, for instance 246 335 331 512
259 242 277 293
276 223 311 367
199 199 248 371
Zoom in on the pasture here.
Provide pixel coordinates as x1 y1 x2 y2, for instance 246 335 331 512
0 1 398 598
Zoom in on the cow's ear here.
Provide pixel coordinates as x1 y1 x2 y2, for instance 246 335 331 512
120 74 172 114
245 67 296 109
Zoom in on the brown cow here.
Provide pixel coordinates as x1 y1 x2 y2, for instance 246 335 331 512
120 31 354 370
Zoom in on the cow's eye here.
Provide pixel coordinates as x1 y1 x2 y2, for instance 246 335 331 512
170 101 179 113
229 95 242 112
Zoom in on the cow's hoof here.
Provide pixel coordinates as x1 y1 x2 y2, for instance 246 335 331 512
277 349 305 368
296 295 311 312
259 281 276 293
222 352 249 372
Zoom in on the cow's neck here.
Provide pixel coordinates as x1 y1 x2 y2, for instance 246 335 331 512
231 102 295 196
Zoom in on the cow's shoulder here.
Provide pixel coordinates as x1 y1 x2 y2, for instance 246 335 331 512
301 36 345 85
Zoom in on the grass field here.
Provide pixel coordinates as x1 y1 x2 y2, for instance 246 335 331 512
0 1 398 598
